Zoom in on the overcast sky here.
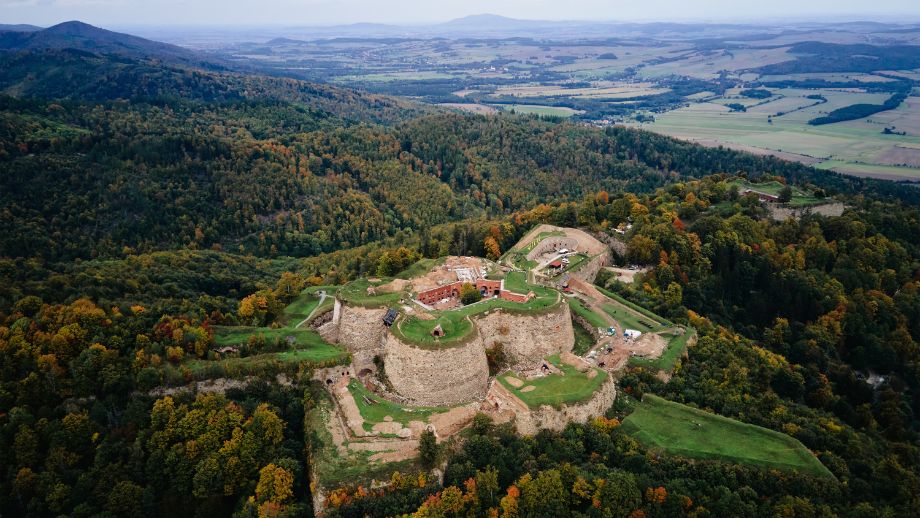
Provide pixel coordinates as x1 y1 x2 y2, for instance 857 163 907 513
4 0 920 27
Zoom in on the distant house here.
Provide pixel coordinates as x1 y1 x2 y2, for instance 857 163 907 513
549 259 563 269
383 309 398 327
741 189 780 203
623 329 642 339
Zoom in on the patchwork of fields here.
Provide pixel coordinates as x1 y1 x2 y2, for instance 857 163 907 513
646 87 920 180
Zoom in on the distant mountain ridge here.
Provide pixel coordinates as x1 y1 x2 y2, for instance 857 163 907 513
0 24 42 32
0 20 216 67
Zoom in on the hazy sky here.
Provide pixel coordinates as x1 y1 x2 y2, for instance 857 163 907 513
4 0 920 27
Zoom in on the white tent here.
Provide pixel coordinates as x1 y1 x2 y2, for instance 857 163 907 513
623 329 642 339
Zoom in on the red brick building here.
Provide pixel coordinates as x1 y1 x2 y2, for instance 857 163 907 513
417 279 531 305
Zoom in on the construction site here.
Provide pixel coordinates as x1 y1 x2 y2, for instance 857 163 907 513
306 226 694 506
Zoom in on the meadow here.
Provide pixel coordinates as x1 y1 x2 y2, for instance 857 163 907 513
621 395 833 477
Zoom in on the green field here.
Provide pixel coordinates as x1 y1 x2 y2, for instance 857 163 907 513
621 395 833 477
280 286 334 326
393 273 560 347
646 87 920 180
567 297 609 329
500 355 608 408
601 303 662 332
596 287 671 327
348 379 448 431
498 104 584 117
338 278 405 307
628 329 695 371
572 323 595 355
730 179 824 207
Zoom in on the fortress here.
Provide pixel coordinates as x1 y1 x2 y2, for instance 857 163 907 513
307 226 692 510
322 256 576 406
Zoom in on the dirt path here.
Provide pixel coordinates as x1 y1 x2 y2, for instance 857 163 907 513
604 267 648 284
295 290 326 329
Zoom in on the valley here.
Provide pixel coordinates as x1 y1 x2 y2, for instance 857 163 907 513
0 12 919 518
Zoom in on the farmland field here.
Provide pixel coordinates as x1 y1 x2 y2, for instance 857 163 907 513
621 395 833 477
646 87 920 179
202 24 920 183
498 104 584 117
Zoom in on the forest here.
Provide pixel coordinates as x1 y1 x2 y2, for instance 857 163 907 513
2 47 920 517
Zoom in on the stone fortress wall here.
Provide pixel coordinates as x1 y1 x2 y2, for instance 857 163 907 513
383 330 489 406
568 252 610 283
476 303 574 366
330 298 574 406
514 373 616 435
487 372 617 436
333 304 388 374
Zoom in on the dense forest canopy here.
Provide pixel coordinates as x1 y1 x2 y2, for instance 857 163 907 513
1 44 920 517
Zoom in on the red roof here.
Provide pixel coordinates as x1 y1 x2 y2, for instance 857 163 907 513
549 260 563 268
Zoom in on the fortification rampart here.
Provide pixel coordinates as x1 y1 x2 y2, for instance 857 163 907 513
335 304 388 374
568 252 610 284
508 373 617 435
384 331 489 406
476 303 574 366
526 237 580 262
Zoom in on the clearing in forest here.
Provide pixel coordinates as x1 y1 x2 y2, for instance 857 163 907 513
621 394 833 478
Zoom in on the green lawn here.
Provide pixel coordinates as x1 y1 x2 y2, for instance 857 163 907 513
601 303 660 332
338 278 405 307
347 379 448 430
181 345 348 381
621 395 833 478
730 179 824 207
499 355 608 409
596 287 671 327
214 326 329 347
207 328 346 362
499 104 583 117
567 297 608 329
629 329 695 371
